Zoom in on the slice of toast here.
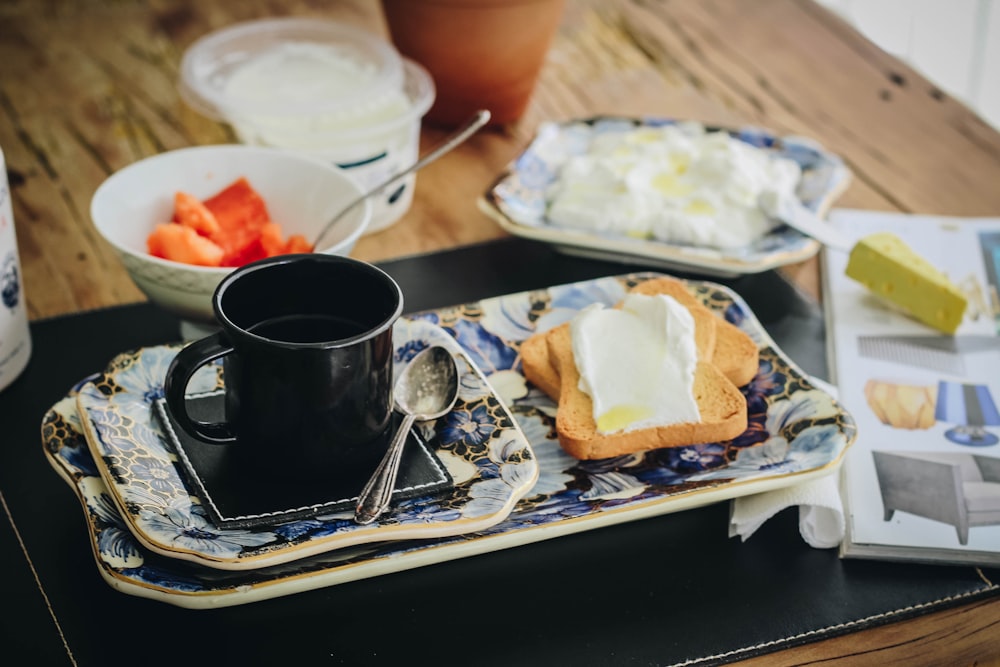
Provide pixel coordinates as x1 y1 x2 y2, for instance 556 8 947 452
520 277 758 402
710 319 758 387
623 278 720 363
521 277 721 401
520 332 562 399
628 277 758 387
521 301 717 402
546 323 748 459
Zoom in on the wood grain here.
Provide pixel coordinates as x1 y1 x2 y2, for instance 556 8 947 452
5 0 1000 319
2 0 999 663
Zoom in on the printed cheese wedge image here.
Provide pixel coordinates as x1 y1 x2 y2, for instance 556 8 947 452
844 232 968 335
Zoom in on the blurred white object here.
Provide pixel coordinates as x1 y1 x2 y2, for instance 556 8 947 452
758 191 852 252
729 374 846 549
729 473 846 549
179 18 434 234
90 144 370 329
0 146 31 391
545 123 802 249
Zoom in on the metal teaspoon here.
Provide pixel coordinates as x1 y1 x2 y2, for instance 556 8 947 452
354 345 459 525
313 109 491 249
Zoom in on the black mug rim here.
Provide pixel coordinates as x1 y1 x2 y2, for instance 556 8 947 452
211 253 404 349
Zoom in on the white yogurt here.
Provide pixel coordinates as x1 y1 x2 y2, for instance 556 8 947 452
546 123 802 249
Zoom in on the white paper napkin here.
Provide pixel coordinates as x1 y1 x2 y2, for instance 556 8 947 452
728 472 845 548
728 374 846 549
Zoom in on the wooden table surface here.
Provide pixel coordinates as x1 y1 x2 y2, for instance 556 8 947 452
3 0 1000 664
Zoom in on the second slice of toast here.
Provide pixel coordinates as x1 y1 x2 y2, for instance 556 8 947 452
628 277 758 387
545 323 748 459
521 277 758 402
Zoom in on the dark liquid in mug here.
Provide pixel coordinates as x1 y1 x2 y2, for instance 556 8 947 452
248 314 368 343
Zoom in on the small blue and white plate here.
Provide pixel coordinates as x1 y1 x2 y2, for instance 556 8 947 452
479 116 851 277
70 318 538 571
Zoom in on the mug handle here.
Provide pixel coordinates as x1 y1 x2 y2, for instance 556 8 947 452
164 332 237 445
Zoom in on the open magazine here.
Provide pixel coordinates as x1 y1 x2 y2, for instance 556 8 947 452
824 209 1000 566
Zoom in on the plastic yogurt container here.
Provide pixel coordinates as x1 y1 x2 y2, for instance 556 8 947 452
179 18 435 234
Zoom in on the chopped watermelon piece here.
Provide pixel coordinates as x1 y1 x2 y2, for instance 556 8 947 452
202 178 271 265
259 222 287 257
147 223 224 267
203 177 269 232
223 240 267 267
284 234 314 254
173 191 221 237
146 177 312 267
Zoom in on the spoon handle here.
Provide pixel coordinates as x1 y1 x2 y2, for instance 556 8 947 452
355 412 418 525
314 109 491 249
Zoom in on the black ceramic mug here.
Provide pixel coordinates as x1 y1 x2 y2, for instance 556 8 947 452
164 253 404 475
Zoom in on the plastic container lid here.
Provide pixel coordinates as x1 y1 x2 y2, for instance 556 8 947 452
178 17 436 235
179 17 406 121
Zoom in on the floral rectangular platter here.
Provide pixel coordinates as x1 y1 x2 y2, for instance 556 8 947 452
42 272 857 608
479 116 851 277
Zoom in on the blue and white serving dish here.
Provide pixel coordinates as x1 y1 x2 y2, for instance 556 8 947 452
480 116 851 277
43 273 856 608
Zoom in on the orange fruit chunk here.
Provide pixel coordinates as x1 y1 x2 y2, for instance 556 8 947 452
202 177 271 266
173 191 221 237
147 223 225 267
145 177 316 267
284 234 313 254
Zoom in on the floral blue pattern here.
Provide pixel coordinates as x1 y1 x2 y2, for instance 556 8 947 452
42 273 855 608
481 116 851 277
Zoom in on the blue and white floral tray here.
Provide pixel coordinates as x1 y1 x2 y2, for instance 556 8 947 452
43 273 856 608
479 116 852 277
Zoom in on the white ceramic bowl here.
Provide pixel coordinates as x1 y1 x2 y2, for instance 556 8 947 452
91 144 371 325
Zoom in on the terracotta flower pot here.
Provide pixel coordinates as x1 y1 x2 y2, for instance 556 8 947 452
380 0 566 128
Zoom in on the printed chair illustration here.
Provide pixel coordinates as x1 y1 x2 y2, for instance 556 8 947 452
872 450 1000 545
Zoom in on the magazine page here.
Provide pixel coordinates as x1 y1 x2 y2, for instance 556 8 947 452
824 209 1000 566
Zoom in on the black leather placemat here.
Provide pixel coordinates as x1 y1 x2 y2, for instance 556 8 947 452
3 238 998 667
153 392 452 529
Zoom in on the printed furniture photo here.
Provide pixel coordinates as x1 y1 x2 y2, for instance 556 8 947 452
872 450 1000 545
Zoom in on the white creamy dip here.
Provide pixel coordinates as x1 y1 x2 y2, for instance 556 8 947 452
546 123 802 249
569 293 700 434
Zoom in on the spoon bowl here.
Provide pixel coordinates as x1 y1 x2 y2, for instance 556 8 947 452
354 345 459 524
